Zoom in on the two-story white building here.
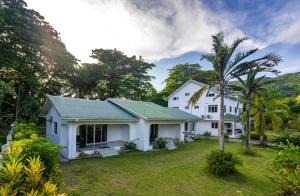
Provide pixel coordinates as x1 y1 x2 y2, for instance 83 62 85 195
168 80 244 138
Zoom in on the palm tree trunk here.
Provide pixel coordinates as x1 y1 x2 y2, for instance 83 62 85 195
245 97 251 150
219 87 225 152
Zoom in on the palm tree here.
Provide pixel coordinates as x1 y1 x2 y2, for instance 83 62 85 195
252 95 288 145
229 68 279 150
189 32 281 151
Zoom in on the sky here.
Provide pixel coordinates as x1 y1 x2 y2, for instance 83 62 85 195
26 0 300 90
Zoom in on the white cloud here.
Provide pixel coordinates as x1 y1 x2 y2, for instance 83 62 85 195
25 0 263 63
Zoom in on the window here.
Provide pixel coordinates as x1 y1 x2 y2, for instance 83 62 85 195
84 124 108 145
224 105 226 113
172 97 179 100
192 122 195 131
184 122 188 131
239 108 242 114
234 107 237 113
206 92 215 97
185 106 189 110
194 105 199 109
53 122 58 134
208 105 218 113
150 124 158 145
230 106 232 112
211 122 218 129
185 92 190 96
172 106 179 109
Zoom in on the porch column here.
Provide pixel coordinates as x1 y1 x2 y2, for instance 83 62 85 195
231 122 235 138
180 122 185 142
128 123 135 141
68 123 77 159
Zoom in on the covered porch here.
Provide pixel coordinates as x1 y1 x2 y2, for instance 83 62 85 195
225 121 243 138
76 123 131 155
148 122 184 147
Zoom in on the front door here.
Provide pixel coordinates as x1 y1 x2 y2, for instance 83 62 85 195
150 124 158 145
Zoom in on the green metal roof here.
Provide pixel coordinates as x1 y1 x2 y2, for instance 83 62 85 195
41 95 137 121
224 113 241 121
108 98 200 121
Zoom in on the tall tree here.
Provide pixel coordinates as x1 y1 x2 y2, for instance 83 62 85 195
252 94 288 144
163 63 212 95
189 32 281 151
0 0 77 123
229 68 278 150
70 49 155 100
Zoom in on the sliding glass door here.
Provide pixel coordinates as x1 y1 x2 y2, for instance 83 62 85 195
80 124 108 145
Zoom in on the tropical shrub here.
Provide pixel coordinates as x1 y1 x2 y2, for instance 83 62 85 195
122 141 137 150
272 132 300 146
250 132 267 140
207 150 242 176
154 138 166 149
11 134 60 181
271 143 300 195
224 132 230 142
13 122 37 140
203 131 211 137
0 145 65 195
173 138 182 146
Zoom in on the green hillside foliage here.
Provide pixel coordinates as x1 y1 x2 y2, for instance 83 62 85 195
267 72 300 98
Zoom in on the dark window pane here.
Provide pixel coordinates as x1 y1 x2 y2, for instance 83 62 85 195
95 125 101 143
87 125 94 144
101 125 107 142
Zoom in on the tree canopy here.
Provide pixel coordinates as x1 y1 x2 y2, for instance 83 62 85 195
70 49 155 100
0 0 77 123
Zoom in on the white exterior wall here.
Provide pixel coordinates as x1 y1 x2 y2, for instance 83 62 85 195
107 124 129 142
168 81 243 136
46 106 69 158
158 124 180 138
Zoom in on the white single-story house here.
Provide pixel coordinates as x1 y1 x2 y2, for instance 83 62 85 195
40 95 200 159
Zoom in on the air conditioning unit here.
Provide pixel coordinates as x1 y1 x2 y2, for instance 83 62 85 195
206 115 212 119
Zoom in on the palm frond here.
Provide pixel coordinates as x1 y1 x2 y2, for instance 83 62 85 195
188 86 209 106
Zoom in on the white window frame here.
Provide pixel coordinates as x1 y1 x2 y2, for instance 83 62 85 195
172 97 179 100
194 105 199 109
185 92 190 96
211 122 218 129
185 106 189 110
208 105 218 113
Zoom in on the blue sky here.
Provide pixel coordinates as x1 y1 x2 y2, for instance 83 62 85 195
26 0 300 90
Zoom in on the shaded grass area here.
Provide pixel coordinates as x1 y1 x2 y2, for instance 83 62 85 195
60 140 277 196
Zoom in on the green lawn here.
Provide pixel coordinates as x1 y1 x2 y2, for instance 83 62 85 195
60 140 278 196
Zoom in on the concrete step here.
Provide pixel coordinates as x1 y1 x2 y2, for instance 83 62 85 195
185 137 194 143
165 142 177 150
99 148 119 157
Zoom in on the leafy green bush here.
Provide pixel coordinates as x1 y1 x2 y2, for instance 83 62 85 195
271 143 300 195
13 122 37 140
173 138 182 146
11 134 60 182
250 132 267 140
154 138 166 149
0 145 65 195
207 150 242 176
272 132 300 146
122 141 137 150
203 131 211 137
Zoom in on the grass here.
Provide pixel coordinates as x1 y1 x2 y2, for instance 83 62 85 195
60 139 278 196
